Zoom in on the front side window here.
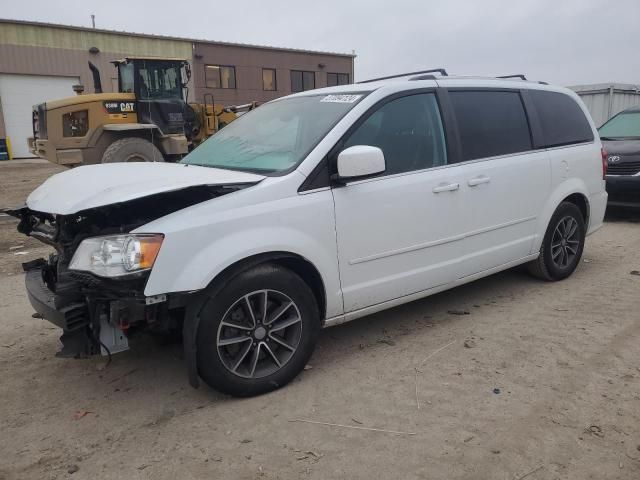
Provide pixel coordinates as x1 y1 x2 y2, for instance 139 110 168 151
205 65 236 89
450 90 532 161
529 90 593 147
291 70 315 93
342 93 447 175
182 93 367 174
328 73 350 87
599 111 640 139
262 68 276 91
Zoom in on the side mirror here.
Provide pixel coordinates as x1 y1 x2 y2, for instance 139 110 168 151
336 145 386 181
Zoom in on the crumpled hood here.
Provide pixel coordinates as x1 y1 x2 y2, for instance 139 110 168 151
26 163 265 215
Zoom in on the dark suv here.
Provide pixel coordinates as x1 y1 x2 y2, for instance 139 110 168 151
600 107 640 207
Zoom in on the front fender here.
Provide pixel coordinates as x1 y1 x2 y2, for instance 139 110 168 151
142 189 343 318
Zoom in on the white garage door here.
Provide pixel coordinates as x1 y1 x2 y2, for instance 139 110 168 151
0 74 79 158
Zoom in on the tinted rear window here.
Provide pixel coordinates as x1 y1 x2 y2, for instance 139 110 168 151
450 90 532 161
529 90 594 147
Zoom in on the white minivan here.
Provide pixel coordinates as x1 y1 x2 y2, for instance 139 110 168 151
8 71 608 396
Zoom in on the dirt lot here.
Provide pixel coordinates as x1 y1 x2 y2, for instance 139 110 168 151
1 160 639 480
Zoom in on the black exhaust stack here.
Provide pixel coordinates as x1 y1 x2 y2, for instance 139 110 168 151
88 61 102 94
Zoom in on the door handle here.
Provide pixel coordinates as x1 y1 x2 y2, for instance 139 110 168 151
432 182 460 193
468 176 491 187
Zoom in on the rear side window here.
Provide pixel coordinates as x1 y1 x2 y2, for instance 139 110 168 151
529 90 594 147
450 90 532 161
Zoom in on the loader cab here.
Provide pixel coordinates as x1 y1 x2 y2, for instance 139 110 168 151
114 58 193 135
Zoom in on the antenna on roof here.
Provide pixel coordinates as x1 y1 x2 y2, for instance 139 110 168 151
91 14 96 29
357 68 448 84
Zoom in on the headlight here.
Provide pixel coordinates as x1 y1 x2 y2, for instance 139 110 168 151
69 234 163 278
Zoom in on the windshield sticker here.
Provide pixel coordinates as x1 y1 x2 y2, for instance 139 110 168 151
320 94 362 104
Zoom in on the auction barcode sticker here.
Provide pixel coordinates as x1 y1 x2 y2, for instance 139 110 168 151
320 94 362 103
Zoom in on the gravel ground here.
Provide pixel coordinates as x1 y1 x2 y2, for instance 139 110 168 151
1 160 639 480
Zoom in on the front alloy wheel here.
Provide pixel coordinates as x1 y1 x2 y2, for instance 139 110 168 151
196 263 320 397
216 290 303 379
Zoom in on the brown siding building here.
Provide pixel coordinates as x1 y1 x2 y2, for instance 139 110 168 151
0 18 355 158
192 42 354 105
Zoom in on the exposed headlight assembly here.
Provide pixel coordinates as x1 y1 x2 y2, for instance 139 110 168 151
69 234 164 278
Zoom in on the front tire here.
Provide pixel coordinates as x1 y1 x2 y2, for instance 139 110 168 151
528 202 586 281
196 264 320 397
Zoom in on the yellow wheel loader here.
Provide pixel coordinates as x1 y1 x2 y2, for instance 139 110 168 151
29 57 256 166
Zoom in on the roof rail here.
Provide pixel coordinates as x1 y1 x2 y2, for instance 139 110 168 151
497 74 527 80
357 68 448 84
409 74 438 81
497 74 550 85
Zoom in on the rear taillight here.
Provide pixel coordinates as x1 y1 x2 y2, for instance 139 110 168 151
601 147 607 180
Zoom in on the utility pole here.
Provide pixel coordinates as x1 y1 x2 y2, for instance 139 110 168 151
91 15 95 28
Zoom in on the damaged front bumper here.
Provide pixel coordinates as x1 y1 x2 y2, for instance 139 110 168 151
22 255 187 358
22 255 161 358
22 254 203 388
25 261 88 332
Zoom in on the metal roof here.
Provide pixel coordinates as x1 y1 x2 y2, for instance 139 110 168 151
569 83 640 94
0 17 356 58
113 56 189 63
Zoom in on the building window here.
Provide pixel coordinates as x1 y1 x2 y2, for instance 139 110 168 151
291 70 315 92
205 65 236 89
263 68 277 91
327 73 349 87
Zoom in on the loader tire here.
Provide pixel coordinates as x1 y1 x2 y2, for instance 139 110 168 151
101 138 164 163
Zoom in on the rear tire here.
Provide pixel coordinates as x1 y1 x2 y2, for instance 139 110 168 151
196 263 320 397
528 202 586 281
101 137 164 163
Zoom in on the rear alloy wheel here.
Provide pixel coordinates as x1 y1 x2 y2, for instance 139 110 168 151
550 216 581 269
196 264 320 397
528 202 586 281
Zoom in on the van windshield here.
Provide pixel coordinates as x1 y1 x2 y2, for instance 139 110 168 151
182 93 367 174
599 111 640 139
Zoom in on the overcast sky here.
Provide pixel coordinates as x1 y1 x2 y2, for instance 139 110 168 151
3 0 638 86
